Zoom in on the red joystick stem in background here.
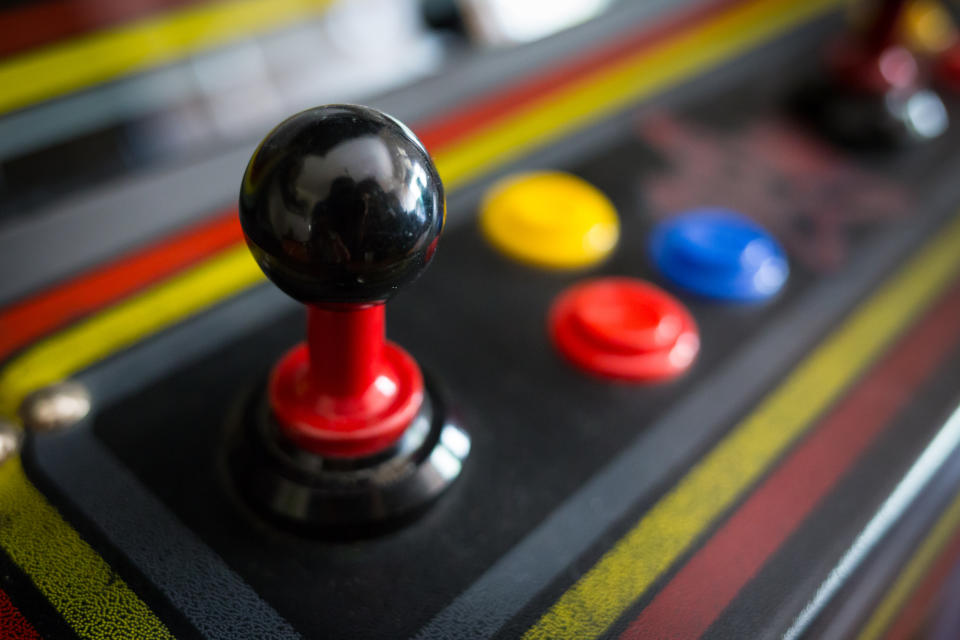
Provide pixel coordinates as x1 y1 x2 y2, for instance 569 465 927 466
858 0 906 51
269 304 424 458
937 42 960 92
826 0 919 94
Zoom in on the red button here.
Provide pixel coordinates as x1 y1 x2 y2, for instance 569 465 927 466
549 278 699 382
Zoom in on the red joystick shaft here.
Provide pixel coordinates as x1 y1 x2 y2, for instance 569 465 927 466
269 304 425 458
827 0 918 94
308 306 385 400
859 0 907 51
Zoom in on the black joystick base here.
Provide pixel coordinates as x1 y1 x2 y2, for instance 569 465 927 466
222 374 470 537
795 81 947 148
795 0 948 147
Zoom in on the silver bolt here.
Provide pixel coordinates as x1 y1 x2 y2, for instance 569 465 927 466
0 420 22 464
19 381 91 433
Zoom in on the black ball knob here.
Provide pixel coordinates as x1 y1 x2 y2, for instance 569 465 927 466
239 104 445 304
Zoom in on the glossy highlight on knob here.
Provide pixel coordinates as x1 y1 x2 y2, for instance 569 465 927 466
239 104 445 304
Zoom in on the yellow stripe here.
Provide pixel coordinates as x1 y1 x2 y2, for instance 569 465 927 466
0 456 174 638
523 215 960 639
857 489 960 640
0 0 332 116
0 246 263 418
433 0 841 190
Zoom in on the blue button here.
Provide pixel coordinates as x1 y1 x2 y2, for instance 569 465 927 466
649 209 788 302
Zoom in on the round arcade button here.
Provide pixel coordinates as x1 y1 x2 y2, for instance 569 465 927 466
480 171 620 269
649 209 788 302
549 278 699 382
901 0 956 56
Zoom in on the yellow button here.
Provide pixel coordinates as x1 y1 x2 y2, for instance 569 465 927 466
901 0 956 55
479 171 620 269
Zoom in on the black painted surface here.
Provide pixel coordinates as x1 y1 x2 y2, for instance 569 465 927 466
76 80 960 638
89 125 798 639
10 17 960 640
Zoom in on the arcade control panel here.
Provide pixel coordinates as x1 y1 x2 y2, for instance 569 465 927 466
3 0 960 638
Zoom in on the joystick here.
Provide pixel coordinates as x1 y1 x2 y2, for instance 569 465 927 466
799 0 948 146
224 105 470 534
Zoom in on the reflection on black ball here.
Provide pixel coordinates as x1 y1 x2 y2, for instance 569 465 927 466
239 104 445 304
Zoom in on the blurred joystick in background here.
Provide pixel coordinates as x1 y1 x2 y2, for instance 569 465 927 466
226 104 470 535
800 0 949 145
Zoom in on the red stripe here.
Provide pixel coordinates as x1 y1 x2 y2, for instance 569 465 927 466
883 526 960 639
413 0 744 150
0 586 42 640
0 0 203 59
621 276 960 640
0 211 242 363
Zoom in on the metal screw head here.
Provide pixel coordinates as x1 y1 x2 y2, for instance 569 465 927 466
19 381 91 433
0 420 22 464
